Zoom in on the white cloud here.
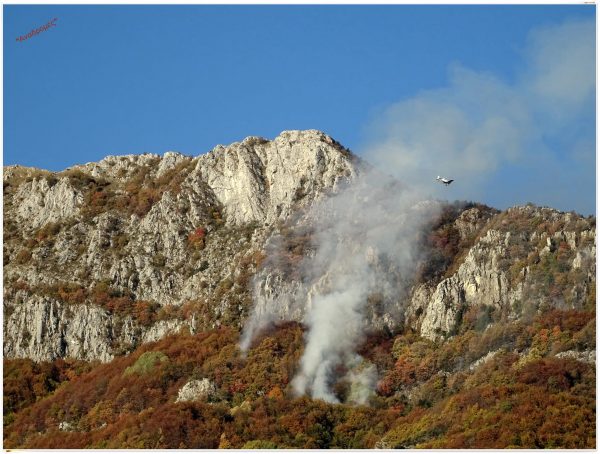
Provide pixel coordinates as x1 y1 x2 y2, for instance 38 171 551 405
525 19 595 112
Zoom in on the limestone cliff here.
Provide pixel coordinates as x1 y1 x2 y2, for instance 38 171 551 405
4 130 359 361
408 206 596 340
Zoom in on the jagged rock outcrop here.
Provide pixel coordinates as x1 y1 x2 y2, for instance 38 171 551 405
555 349 595 365
409 206 596 341
175 378 218 403
196 131 357 225
468 349 501 371
14 177 83 230
3 295 132 362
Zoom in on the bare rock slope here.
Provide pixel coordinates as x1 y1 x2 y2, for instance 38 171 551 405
4 130 358 361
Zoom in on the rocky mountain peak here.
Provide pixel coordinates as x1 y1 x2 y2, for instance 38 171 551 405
196 129 359 225
3 130 360 362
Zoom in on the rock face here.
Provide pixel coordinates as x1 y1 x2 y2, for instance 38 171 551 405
4 295 128 363
197 131 357 225
4 130 359 362
3 130 596 362
14 178 83 230
408 206 596 341
555 349 596 365
175 379 217 403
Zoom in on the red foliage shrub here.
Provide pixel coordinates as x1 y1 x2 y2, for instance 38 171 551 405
535 309 595 333
4 358 95 417
516 358 590 392
377 372 399 397
188 227 207 249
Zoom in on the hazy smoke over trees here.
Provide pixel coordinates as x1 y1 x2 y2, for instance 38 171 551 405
287 173 439 402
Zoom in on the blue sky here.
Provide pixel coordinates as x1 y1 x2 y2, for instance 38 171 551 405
3 5 596 214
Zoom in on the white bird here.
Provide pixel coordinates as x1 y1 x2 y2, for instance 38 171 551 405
436 176 454 186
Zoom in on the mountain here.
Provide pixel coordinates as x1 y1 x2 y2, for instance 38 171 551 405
4 130 359 362
3 131 596 448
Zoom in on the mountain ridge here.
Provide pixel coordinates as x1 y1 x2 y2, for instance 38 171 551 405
3 130 359 361
4 130 595 362
3 130 596 448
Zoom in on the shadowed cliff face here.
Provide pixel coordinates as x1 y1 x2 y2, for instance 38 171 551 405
3 130 596 366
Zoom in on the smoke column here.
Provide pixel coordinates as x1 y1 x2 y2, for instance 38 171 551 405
241 169 440 402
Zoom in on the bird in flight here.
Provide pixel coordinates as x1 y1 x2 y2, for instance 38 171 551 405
436 176 454 186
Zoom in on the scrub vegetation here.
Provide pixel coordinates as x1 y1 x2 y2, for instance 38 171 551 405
4 304 595 448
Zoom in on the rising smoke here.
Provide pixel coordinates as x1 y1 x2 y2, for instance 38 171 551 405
239 17 594 403
241 170 441 403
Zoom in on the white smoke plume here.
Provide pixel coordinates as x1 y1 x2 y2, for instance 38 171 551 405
239 17 594 403
241 169 441 402
289 173 441 402
346 360 378 406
